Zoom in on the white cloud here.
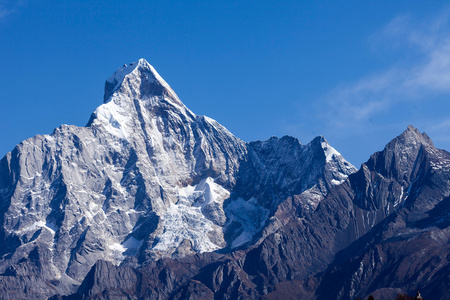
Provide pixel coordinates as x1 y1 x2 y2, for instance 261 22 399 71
323 9 450 129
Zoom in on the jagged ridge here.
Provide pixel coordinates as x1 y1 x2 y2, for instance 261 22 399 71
57 125 450 300
0 59 356 299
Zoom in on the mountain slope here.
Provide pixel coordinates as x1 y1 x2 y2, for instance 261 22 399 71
265 125 450 299
0 59 248 297
312 127 450 299
0 59 356 299
58 126 450 300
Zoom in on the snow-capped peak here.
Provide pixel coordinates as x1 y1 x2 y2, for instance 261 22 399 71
104 58 182 107
309 136 357 186
106 59 144 86
319 137 342 163
88 59 197 139
309 136 347 164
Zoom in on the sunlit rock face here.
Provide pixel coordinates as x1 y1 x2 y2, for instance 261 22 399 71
60 125 450 300
0 59 356 298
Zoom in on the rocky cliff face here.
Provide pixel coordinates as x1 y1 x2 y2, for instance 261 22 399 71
0 59 357 299
55 126 450 300
2 59 449 299
312 127 450 299
252 125 450 299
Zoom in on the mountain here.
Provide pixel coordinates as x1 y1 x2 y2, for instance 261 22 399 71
0 59 357 299
2 59 449 299
312 126 450 299
56 125 450 300
263 125 450 299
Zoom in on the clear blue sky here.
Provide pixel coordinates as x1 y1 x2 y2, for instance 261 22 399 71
1 1 450 167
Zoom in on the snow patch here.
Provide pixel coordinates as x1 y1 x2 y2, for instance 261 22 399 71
321 141 342 162
226 198 269 248
15 220 56 235
152 177 229 256
109 243 126 261
331 179 345 186
106 61 141 92
109 236 144 262
109 242 126 253
91 97 132 139
122 236 143 251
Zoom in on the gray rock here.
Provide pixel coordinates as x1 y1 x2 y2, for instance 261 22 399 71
9 59 448 300
59 126 450 300
0 59 356 298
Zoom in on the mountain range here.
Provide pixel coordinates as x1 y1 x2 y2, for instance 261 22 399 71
0 59 448 299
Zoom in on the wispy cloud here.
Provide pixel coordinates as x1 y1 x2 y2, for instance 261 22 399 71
0 0 26 20
323 9 450 129
427 118 450 144
0 5 12 19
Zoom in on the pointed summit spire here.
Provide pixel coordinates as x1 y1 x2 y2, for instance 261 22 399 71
87 59 195 139
397 125 434 148
364 125 435 181
103 58 182 107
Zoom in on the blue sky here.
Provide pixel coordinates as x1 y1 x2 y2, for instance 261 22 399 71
1 1 449 166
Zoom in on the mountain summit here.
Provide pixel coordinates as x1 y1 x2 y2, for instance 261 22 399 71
104 58 180 103
88 58 193 140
